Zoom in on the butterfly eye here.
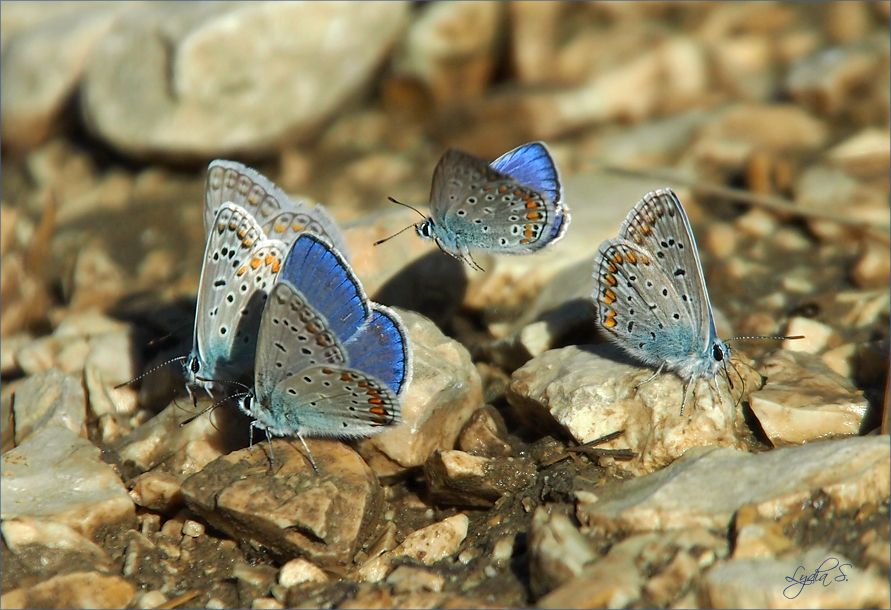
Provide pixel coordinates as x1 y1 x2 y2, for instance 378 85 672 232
713 343 724 362
190 358 200 373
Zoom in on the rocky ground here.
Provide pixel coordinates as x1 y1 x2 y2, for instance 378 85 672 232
1 2 889 609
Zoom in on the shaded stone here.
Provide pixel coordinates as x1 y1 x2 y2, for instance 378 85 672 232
0 571 136 610
1 516 113 576
182 439 381 568
456 405 513 458
528 506 597 598
424 449 536 508
12 368 87 443
576 437 889 534
1 426 136 543
357 513 469 582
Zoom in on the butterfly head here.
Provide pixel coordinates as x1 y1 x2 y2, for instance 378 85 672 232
415 218 435 241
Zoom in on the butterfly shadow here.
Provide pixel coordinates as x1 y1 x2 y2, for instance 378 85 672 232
372 250 468 330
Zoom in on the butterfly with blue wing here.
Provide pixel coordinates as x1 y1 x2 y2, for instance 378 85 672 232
238 232 411 471
377 142 569 270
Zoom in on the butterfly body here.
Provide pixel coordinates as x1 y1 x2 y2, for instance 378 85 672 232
418 142 568 265
594 189 730 409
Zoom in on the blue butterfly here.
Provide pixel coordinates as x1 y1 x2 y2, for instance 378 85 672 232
238 233 412 470
379 142 569 270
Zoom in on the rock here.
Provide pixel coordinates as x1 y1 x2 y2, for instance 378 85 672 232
424 449 536 508
128 470 186 514
357 513 469 582
827 127 891 180
787 37 888 119
1 516 113 576
81 2 410 158
67 242 128 311
794 165 888 241
0 571 136 610
456 405 513 458
576 437 889 534
182 440 381 568
731 505 794 559
696 103 829 156
528 506 598 597
394 1 503 106
1 426 136 543
354 310 484 477
538 528 726 608
278 558 329 587
711 34 776 102
508 2 562 85
386 565 445 593
0 6 121 151
111 400 241 477
12 368 87 444
782 317 838 353
701 548 890 608
749 351 870 446
851 241 891 288
506 345 754 476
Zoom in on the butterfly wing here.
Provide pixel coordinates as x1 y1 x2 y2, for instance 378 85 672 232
429 147 567 255
617 189 718 354
278 233 369 343
345 304 412 397
253 280 348 407
490 141 563 207
190 203 285 387
265 365 400 439
204 160 349 258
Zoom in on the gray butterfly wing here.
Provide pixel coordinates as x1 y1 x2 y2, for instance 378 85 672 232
191 203 286 385
265 365 400 439
617 189 717 352
429 148 564 254
253 280 348 404
204 160 349 259
593 239 701 370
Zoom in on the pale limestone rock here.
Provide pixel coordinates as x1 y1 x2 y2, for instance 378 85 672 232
1 426 135 542
749 350 870 446
576 437 889 533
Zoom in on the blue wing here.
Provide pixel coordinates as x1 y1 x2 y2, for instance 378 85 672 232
279 234 369 342
490 142 562 205
345 304 411 397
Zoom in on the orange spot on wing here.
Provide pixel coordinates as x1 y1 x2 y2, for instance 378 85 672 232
272 260 280 273
526 211 542 221
603 312 617 328
236 266 247 276
603 289 617 304
250 258 261 269
611 252 623 264
626 251 637 264
292 223 305 232
524 226 534 238
370 406 387 416
605 274 617 287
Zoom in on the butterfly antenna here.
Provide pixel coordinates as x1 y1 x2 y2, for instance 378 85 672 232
114 355 188 389
179 391 247 427
373 222 421 246
726 334 805 342
387 196 427 220
373 197 428 246
194 376 251 392
147 322 193 347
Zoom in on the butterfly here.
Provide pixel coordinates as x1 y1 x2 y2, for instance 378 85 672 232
377 142 569 270
238 232 411 470
204 159 350 258
593 188 736 414
184 202 287 402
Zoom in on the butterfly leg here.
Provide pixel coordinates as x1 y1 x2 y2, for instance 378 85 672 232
264 427 276 469
710 376 725 408
634 363 665 392
679 378 695 416
295 431 319 474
